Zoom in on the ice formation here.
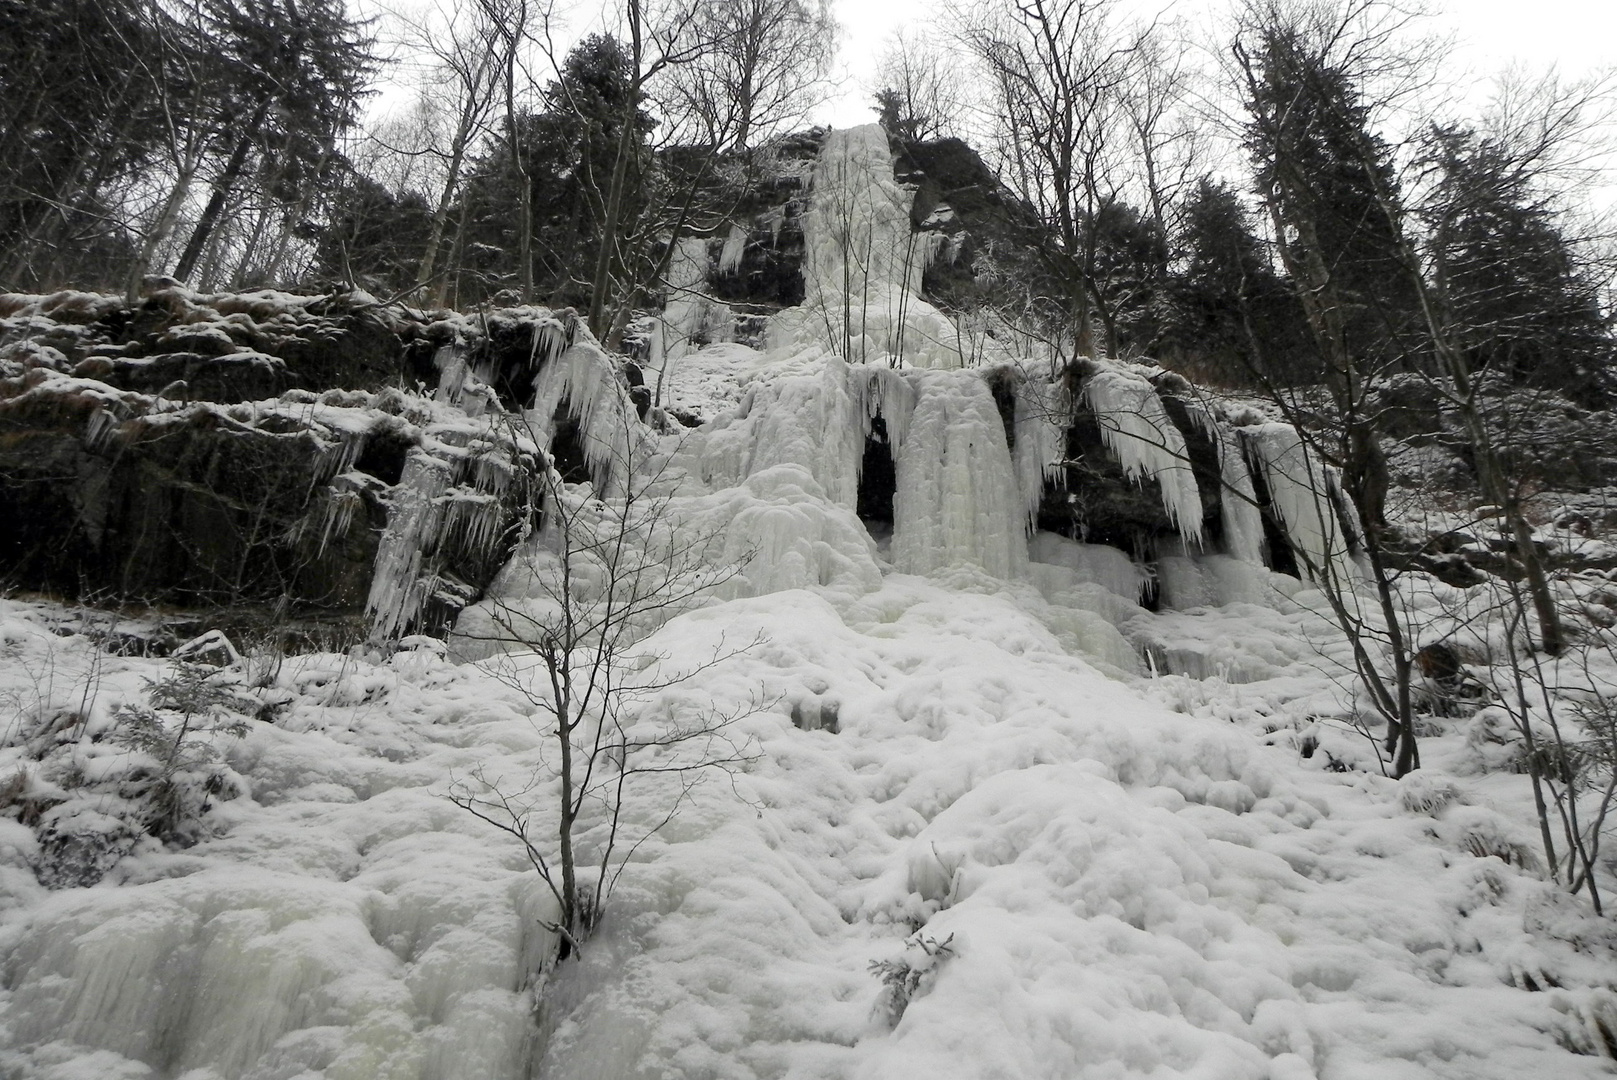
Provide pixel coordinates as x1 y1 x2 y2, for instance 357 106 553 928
1080 365 1205 548
1012 373 1066 532
770 126 967 369
1242 422 1356 583
525 338 650 495
890 370 1027 578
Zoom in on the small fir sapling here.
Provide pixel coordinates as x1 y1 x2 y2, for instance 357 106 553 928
108 661 252 844
869 931 955 1027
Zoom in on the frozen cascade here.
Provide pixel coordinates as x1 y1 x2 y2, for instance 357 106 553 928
891 370 1027 578
772 125 970 369
700 359 1031 580
1243 422 1356 582
1218 425 1267 566
699 353 865 510
366 451 455 643
660 235 711 363
1081 366 1205 548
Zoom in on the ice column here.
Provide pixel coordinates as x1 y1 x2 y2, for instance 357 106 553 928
892 370 1028 578
1243 422 1356 582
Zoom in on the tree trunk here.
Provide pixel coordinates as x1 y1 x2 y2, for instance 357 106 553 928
174 125 259 284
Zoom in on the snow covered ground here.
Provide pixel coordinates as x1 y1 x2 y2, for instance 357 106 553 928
2 559 1614 1079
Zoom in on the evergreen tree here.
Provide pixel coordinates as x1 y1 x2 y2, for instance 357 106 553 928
456 34 653 308
1420 125 1613 406
1161 178 1312 385
1241 22 1422 373
172 0 375 283
0 0 163 287
312 175 434 295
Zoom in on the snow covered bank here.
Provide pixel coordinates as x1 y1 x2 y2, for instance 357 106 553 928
3 580 1612 1079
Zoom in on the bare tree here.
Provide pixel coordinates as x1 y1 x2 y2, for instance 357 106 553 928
666 0 837 152
449 405 758 962
400 0 506 304
871 28 964 142
957 0 1156 359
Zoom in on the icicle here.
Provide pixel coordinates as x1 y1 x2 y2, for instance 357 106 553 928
526 339 649 496
317 487 363 557
762 206 786 246
531 317 569 374
1242 422 1355 583
84 407 119 450
891 370 1027 578
850 364 918 456
1080 365 1204 548
718 224 748 277
1013 374 1065 533
433 344 469 404
366 451 452 641
1216 426 1266 566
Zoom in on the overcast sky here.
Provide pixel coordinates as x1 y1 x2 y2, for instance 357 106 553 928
815 0 1617 128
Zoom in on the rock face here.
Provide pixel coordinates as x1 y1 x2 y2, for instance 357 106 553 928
0 288 554 634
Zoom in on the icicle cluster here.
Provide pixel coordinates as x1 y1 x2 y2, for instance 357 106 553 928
1080 367 1204 547
526 340 651 497
1012 374 1065 533
1241 423 1356 583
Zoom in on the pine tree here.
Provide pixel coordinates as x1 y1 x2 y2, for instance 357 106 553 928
172 0 375 284
1420 125 1613 406
1162 178 1311 385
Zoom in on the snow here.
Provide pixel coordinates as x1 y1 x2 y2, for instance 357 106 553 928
10 569 1608 1080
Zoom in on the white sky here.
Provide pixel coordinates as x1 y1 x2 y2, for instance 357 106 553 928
814 0 1617 128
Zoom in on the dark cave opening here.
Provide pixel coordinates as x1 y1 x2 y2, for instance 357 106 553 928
549 399 593 486
857 417 897 536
